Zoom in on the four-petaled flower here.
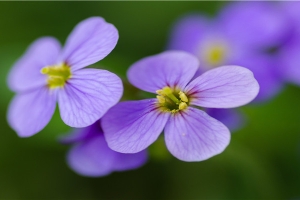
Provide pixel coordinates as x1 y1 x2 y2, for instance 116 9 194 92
7 17 123 137
102 51 259 162
60 121 147 177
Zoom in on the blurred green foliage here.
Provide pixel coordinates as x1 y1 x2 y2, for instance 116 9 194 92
0 2 300 199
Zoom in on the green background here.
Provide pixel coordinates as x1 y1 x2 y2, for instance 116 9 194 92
0 2 300 199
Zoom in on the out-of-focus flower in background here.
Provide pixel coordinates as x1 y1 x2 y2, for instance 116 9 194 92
102 51 259 162
205 108 244 131
167 2 289 130
277 1 300 86
1 1 300 199
7 17 123 137
60 120 148 177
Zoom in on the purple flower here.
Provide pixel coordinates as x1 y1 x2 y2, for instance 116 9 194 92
101 51 259 162
166 2 286 131
279 1 300 45
60 121 147 177
277 2 300 86
7 17 123 137
167 2 285 102
206 108 244 132
277 39 300 86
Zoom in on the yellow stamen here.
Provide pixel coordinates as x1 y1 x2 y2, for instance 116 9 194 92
161 87 180 104
40 67 50 74
40 63 72 89
156 86 189 113
179 91 188 102
204 44 227 67
156 95 166 104
156 89 164 96
179 102 187 110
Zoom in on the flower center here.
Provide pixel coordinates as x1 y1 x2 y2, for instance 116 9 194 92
40 63 72 89
156 86 189 113
204 44 227 67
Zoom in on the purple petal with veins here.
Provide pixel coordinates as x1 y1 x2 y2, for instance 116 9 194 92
58 68 123 128
7 87 57 137
102 99 170 153
164 107 230 162
127 51 199 93
62 17 118 71
185 66 259 108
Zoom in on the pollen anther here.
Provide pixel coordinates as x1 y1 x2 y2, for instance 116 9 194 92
40 67 50 74
40 63 72 89
156 89 164 96
156 86 189 113
157 95 166 104
179 102 187 110
179 91 188 102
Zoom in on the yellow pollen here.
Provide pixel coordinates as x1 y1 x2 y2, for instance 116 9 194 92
156 86 189 113
205 44 227 67
179 91 188 102
40 67 50 74
156 95 166 104
179 102 187 110
156 89 164 96
40 63 72 89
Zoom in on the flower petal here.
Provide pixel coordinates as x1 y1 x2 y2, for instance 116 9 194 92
217 2 288 48
113 150 148 172
127 51 199 93
64 122 147 176
59 121 101 144
67 135 116 177
102 99 170 153
164 107 230 162
185 66 259 108
234 54 283 102
58 68 123 128
8 37 61 92
206 108 244 131
7 87 57 137
277 40 300 86
280 1 300 24
167 14 209 53
62 17 118 71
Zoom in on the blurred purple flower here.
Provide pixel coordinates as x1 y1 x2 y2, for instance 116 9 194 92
279 1 300 45
206 108 244 132
7 17 123 137
277 40 300 86
102 51 259 162
167 2 288 131
60 121 147 177
277 2 300 86
167 2 286 102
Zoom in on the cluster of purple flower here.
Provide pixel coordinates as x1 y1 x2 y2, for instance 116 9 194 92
6 2 300 177
167 1 300 131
